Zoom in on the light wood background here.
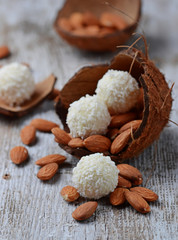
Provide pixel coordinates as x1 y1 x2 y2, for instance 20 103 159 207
0 0 177 239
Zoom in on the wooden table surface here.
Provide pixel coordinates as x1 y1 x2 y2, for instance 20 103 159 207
0 0 177 239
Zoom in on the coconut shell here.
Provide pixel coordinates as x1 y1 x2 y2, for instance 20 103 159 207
54 0 141 52
55 48 172 161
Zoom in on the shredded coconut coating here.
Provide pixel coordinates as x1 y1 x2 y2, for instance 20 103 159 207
72 153 119 199
66 95 111 139
95 70 140 114
0 62 35 106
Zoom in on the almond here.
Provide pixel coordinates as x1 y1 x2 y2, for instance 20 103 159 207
130 187 158 202
109 112 137 128
58 18 73 31
60 186 80 202
118 120 142 134
0 45 10 59
35 154 66 166
84 25 100 36
84 135 111 153
72 202 98 221
100 12 128 30
110 129 131 154
124 189 150 213
68 138 84 148
30 118 59 132
37 163 58 181
10 146 28 164
117 164 143 184
69 12 83 29
109 188 126 206
51 127 71 145
82 12 100 26
20 125 36 145
118 175 132 188
106 128 120 140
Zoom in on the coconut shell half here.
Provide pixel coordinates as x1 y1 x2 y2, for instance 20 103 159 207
54 0 141 52
56 48 172 161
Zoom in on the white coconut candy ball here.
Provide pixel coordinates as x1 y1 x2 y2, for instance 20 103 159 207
66 94 111 139
0 62 35 106
95 69 140 115
72 153 119 199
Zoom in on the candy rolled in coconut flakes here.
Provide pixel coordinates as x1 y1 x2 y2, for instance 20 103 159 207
56 37 173 161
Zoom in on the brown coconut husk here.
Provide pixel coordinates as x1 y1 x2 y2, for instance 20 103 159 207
54 0 141 52
55 46 172 161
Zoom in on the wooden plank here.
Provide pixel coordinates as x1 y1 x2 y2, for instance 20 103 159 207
0 0 177 239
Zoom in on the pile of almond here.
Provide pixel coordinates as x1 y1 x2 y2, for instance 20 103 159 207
9 117 158 222
51 111 142 156
58 11 128 37
60 164 158 221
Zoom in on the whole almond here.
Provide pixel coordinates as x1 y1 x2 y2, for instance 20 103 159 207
84 135 111 153
130 187 158 202
58 18 73 31
117 164 143 184
60 186 80 202
109 112 137 128
118 175 132 188
10 146 28 164
0 45 10 59
35 154 66 166
124 189 150 213
20 125 36 145
30 118 59 132
82 12 100 26
51 127 71 145
100 12 127 30
118 120 142 134
110 129 131 154
37 163 58 181
69 12 83 29
72 202 98 221
68 138 84 148
109 188 126 206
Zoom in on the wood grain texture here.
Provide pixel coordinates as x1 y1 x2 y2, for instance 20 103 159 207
0 0 177 240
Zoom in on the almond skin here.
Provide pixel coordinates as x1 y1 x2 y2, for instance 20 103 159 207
37 163 58 181
109 112 137 128
10 146 28 164
68 138 84 148
124 189 151 213
72 202 98 221
130 187 158 202
118 175 132 188
60 186 80 202
51 127 72 145
118 120 142 134
84 135 111 153
20 125 36 145
35 154 66 166
30 118 59 132
110 129 131 154
109 188 126 206
0 45 10 59
117 164 143 184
